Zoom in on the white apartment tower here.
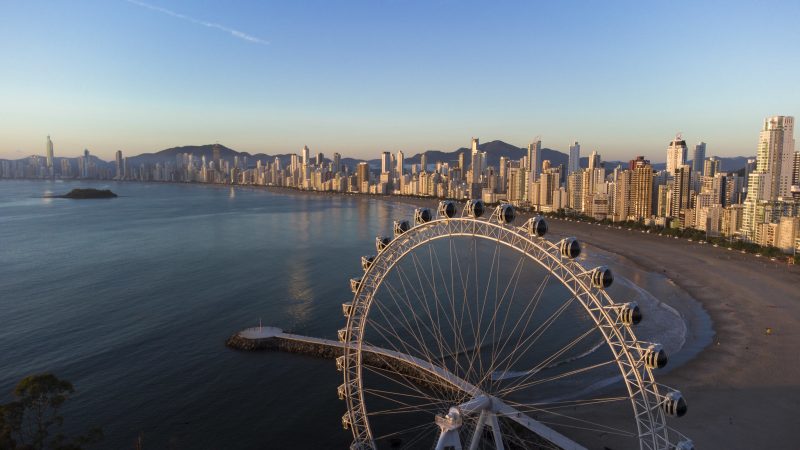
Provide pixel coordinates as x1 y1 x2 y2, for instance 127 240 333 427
742 116 795 238
45 136 54 174
528 139 542 181
666 135 688 176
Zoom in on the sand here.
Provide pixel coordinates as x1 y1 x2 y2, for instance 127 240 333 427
264 188 800 449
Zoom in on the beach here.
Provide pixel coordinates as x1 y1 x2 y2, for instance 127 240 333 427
265 187 800 449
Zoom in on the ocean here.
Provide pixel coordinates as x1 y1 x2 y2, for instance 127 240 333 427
0 179 389 449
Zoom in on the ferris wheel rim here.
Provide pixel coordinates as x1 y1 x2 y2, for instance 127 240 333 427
341 211 681 450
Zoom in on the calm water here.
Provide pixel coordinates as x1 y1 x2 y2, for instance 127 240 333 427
0 180 410 449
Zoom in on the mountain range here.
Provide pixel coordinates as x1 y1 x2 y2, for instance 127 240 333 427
3 141 753 174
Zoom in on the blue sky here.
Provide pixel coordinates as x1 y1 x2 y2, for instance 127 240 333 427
1 0 798 161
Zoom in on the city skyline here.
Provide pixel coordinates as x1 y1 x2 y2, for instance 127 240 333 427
2 1 799 160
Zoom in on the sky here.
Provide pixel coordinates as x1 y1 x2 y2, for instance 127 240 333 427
1 0 798 162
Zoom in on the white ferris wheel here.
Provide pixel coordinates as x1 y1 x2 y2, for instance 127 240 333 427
337 200 693 450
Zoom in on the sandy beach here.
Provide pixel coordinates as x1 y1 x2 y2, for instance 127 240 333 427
265 187 800 449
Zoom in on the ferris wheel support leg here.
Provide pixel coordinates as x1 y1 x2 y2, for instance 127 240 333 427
468 410 488 450
435 429 462 450
488 413 505 450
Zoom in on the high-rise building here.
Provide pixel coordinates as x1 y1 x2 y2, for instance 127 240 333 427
587 150 601 172
333 153 341 173
692 142 706 174
115 150 123 180
396 150 404 177
45 136 54 175
380 152 391 174
356 162 369 191
316 152 324 166
666 135 688 176
632 163 654 219
568 141 580 175
212 143 221 168
670 165 692 221
420 152 427 172
528 139 542 181
703 157 720 178
742 116 796 238
301 146 310 167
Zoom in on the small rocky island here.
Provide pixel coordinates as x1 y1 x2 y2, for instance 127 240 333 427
51 188 118 199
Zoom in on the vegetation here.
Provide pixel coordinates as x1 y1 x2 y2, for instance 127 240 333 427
56 189 117 199
0 374 103 449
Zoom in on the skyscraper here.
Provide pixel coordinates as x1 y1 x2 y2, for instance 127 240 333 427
396 150 404 177
692 142 706 175
212 143 221 168
670 165 692 221
45 136 54 175
380 152 391 174
333 153 341 173
115 150 123 180
742 116 796 238
528 139 542 181
568 141 580 175
666 135 688 176
703 157 720 178
420 152 427 172
301 145 310 166
356 162 369 191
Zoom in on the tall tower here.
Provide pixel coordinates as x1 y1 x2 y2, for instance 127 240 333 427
568 141 580 175
396 150 404 177
666 135 688 176
742 116 796 238
115 150 123 180
380 152 391 174
301 145 310 167
212 143 221 168
420 152 427 172
692 142 706 175
45 136 54 175
528 139 542 181
670 165 692 220
333 153 341 173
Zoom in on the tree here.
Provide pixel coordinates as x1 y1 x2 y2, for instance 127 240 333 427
0 373 102 449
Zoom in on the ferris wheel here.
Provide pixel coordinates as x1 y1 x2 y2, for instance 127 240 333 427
337 200 693 450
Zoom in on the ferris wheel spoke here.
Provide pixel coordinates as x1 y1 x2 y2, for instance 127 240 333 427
480 260 553 391
502 397 638 436
361 359 456 413
498 324 598 397
485 293 577 389
378 276 452 366
500 359 617 395
364 313 457 405
407 250 459 370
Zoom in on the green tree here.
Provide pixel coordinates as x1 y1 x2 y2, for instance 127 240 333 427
0 373 102 450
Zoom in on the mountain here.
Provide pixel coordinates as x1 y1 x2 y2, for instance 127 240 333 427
2 141 754 175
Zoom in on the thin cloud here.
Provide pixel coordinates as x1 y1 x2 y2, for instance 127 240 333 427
125 0 269 45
